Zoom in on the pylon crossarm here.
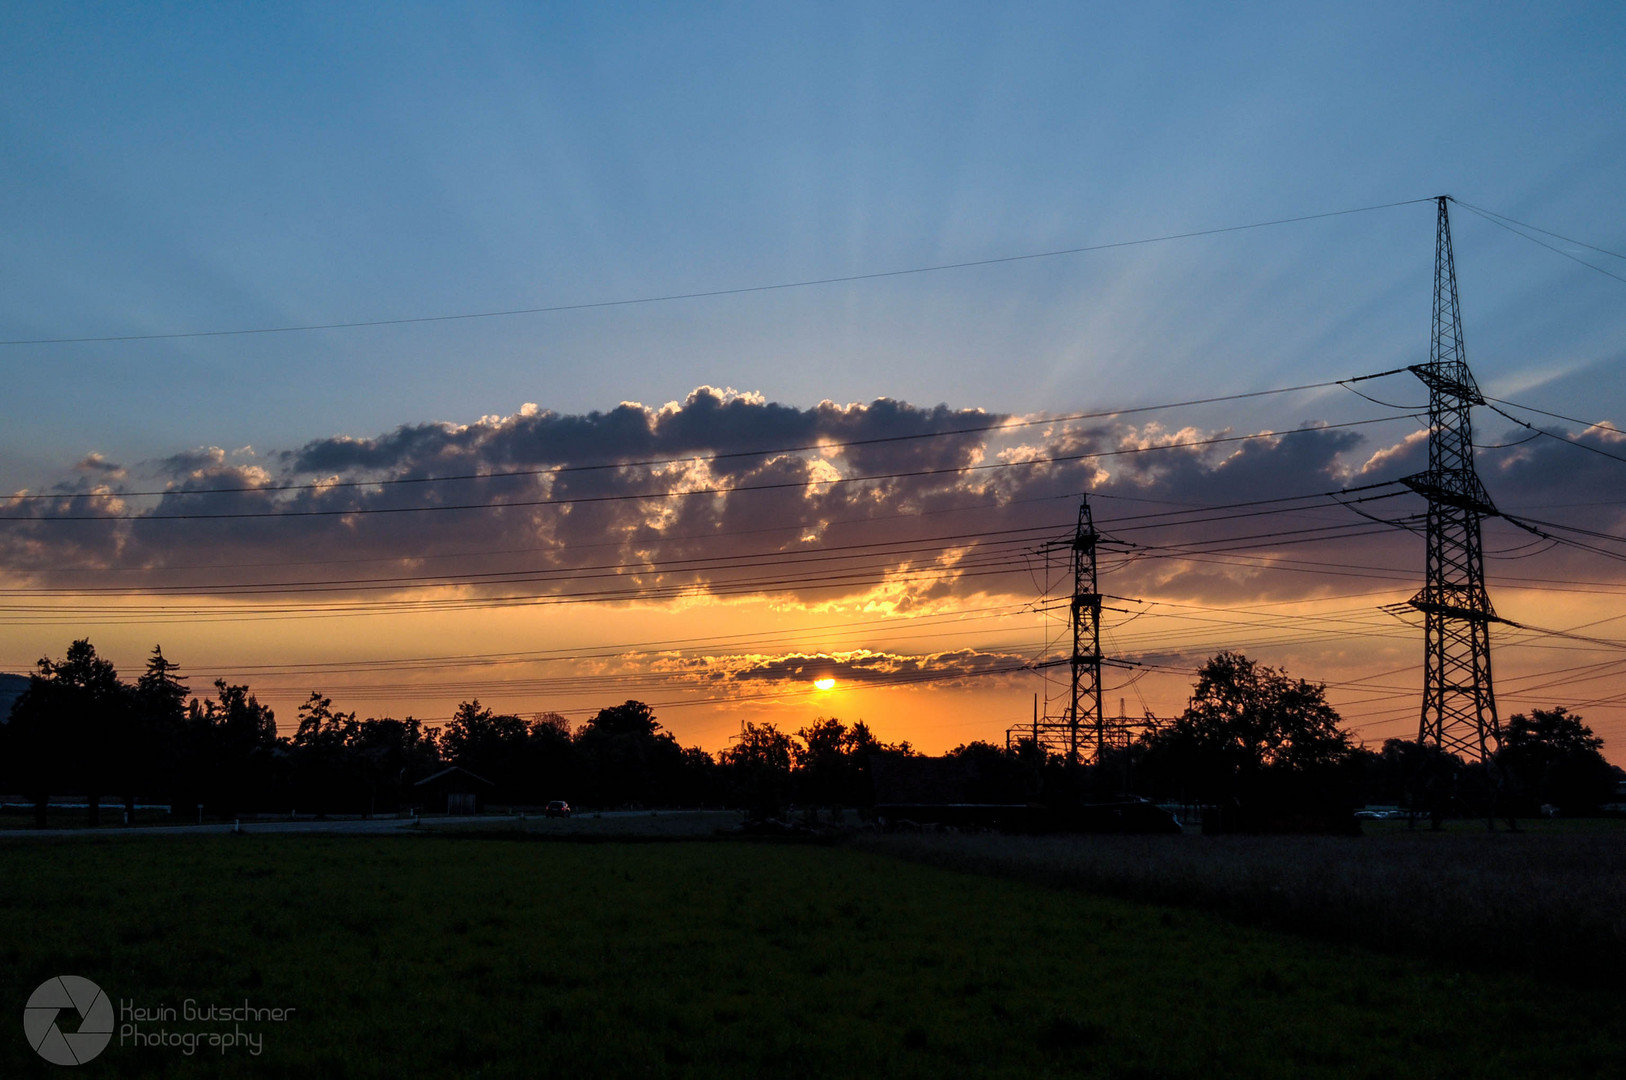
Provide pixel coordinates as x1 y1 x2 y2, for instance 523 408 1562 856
1408 363 1484 403
1403 473 1496 515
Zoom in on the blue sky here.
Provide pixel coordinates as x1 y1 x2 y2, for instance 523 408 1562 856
5 2 1623 484
3 2 1625 751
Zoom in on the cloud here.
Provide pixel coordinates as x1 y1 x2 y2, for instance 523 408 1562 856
654 648 1035 692
75 452 125 477
158 446 230 475
2 389 1621 624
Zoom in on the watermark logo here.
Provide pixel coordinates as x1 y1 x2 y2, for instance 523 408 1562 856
24 976 114 1066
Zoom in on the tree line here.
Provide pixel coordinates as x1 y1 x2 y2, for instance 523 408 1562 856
1118 651 1621 825
0 639 918 824
0 640 1618 826
881 652 1620 827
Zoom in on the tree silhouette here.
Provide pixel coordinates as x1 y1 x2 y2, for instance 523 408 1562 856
441 700 531 803
576 700 686 807
7 640 131 826
129 645 190 822
1137 651 1356 825
794 717 896 808
290 692 357 817
721 720 795 818
523 714 577 806
944 739 1041 804
187 679 279 816
582 700 660 739
349 716 442 814
1496 707 1614 814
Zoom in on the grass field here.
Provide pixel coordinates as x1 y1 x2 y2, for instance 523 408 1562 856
862 818 1626 988
3 832 1623 1078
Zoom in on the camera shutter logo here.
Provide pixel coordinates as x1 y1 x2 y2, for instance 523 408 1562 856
24 976 114 1066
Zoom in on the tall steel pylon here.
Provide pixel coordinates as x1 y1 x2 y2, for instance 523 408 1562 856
1403 196 1502 764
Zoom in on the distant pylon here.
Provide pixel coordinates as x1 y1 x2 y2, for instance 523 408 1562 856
1020 498 1104 766
1403 196 1502 764
1065 498 1105 766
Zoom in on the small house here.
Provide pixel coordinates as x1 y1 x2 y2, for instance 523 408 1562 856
413 766 494 815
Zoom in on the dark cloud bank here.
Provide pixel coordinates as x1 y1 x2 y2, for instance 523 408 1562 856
4 387 1622 652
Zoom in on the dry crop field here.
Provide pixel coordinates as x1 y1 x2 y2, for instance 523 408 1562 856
859 818 1626 986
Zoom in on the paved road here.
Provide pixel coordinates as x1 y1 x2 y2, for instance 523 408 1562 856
0 809 730 841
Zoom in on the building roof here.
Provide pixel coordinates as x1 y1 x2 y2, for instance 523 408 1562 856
413 765 494 789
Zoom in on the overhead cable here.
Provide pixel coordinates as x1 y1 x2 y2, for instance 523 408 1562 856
2 198 1435 347
0 414 1419 522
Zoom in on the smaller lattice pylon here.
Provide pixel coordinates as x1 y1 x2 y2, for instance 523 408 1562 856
1012 497 1149 768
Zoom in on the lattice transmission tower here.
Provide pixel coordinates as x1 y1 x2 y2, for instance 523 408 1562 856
1403 196 1502 763
1015 498 1105 766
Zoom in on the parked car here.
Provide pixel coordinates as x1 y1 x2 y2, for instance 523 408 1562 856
545 800 572 818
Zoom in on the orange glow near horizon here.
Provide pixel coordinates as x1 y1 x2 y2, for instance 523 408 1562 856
1 579 1623 766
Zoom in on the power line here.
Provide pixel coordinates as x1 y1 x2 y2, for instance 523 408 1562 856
6 486 1084 575
1480 399 1626 466
7 373 1404 503
0 483 1414 606
1 198 1435 348
12 472 1622 633
0 414 1418 521
175 611 1037 680
0 557 1054 624
0 524 1059 597
1451 198 1626 286
0 521 1421 626
0 515 1418 623
1484 394 1624 436
1450 198 1626 261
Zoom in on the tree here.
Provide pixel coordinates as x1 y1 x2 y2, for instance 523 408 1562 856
289 692 357 816
7 640 132 827
581 700 660 739
1137 652 1356 823
533 711 572 739
794 717 902 808
128 645 190 822
348 716 441 814
575 700 685 807
135 645 189 722
441 700 531 802
720 720 795 818
1496 707 1615 814
441 700 522 764
522 714 578 805
944 739 1041 804
204 680 278 750
189 679 280 816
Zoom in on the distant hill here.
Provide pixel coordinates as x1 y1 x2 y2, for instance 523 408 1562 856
0 672 30 722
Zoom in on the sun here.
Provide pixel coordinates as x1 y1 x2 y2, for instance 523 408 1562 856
814 678 836 691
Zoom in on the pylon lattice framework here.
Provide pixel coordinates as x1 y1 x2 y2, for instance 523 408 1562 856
1403 196 1502 763
1016 499 1105 765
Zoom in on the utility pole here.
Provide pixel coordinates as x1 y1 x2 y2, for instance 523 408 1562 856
1404 196 1503 771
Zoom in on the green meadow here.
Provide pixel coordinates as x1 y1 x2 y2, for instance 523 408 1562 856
3 833 1623 1078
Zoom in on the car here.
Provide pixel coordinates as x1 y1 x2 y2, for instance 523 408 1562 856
544 800 572 818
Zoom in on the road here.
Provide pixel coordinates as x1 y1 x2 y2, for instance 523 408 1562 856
0 809 735 841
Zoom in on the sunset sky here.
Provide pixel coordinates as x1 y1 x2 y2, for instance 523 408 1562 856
3 3 1624 761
